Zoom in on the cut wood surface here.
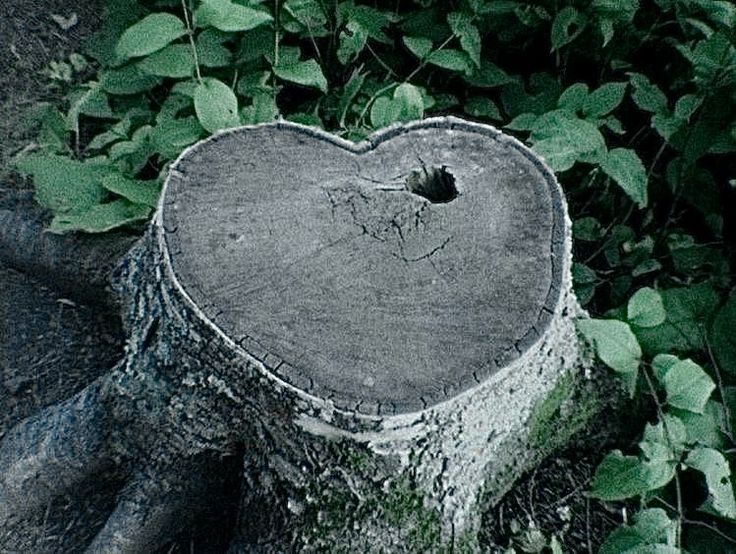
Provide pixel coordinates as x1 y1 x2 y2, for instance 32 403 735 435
162 118 565 413
1 117 604 552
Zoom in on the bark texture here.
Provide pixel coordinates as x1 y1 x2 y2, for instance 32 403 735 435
0 118 607 552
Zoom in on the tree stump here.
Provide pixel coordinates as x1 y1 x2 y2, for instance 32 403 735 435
0 117 601 552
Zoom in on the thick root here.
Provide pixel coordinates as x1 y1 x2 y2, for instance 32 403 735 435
85 453 239 553
0 377 116 526
0 193 137 308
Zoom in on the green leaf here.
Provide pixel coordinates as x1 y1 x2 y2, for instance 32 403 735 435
392 83 424 122
634 283 720 355
558 83 589 112
236 70 271 97
151 116 204 159
107 125 154 175
674 94 701 121
530 110 606 172
591 451 673 501
683 33 736 87
66 84 114 132
284 0 327 30
24 103 69 152
15 155 110 213
338 69 366 127
628 287 666 328
652 354 679 382
531 137 580 172
600 148 648 208
591 451 649 500
115 13 187 61
573 216 604 241
591 0 639 46
156 94 192 123
195 29 232 67
240 93 279 125
101 173 161 207
286 112 322 127
194 78 240 133
337 20 368 65
576 318 641 374
339 4 395 44
642 414 687 457
370 84 424 128
573 263 598 285
463 59 514 88
464 97 500 120
661 359 715 413
196 0 273 33
87 120 122 150
273 58 327 92
628 72 668 114
403 36 433 59
551 7 587 51
599 508 677 554
583 82 627 118
427 49 473 75
85 0 145 66
138 44 194 78
100 64 162 95
711 293 736 374
370 96 398 129
505 113 539 131
686 447 736 520
672 400 726 449
48 199 151 233
448 12 481 67
502 74 561 117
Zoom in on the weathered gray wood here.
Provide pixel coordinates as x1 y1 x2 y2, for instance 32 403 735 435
163 118 565 414
0 118 606 552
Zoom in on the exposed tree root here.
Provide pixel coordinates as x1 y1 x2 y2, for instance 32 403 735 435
0 377 116 526
86 453 233 553
0 363 243 552
0 191 137 308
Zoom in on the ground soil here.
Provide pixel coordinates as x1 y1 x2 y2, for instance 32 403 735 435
0 2 627 551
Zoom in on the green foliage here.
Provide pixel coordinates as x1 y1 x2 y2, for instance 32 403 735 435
115 13 187 61
576 319 641 375
14 1 736 550
194 77 240 132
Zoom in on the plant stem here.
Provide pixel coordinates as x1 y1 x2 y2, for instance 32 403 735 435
181 0 202 84
705 331 734 441
273 0 281 115
357 32 456 127
642 366 683 547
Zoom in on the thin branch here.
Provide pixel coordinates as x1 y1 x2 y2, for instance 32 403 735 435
586 496 593 554
365 42 395 78
705 330 734 441
304 20 323 65
642 366 683 547
357 33 456 127
181 0 202 83
683 518 736 546
272 0 281 115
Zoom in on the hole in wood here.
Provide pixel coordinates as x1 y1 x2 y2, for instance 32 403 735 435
405 165 457 203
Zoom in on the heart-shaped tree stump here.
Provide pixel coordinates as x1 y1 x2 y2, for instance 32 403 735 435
0 118 601 551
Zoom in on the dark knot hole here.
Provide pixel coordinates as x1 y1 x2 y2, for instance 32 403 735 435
405 165 458 204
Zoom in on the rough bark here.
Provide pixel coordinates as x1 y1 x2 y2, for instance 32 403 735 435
0 190 137 308
0 118 608 552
